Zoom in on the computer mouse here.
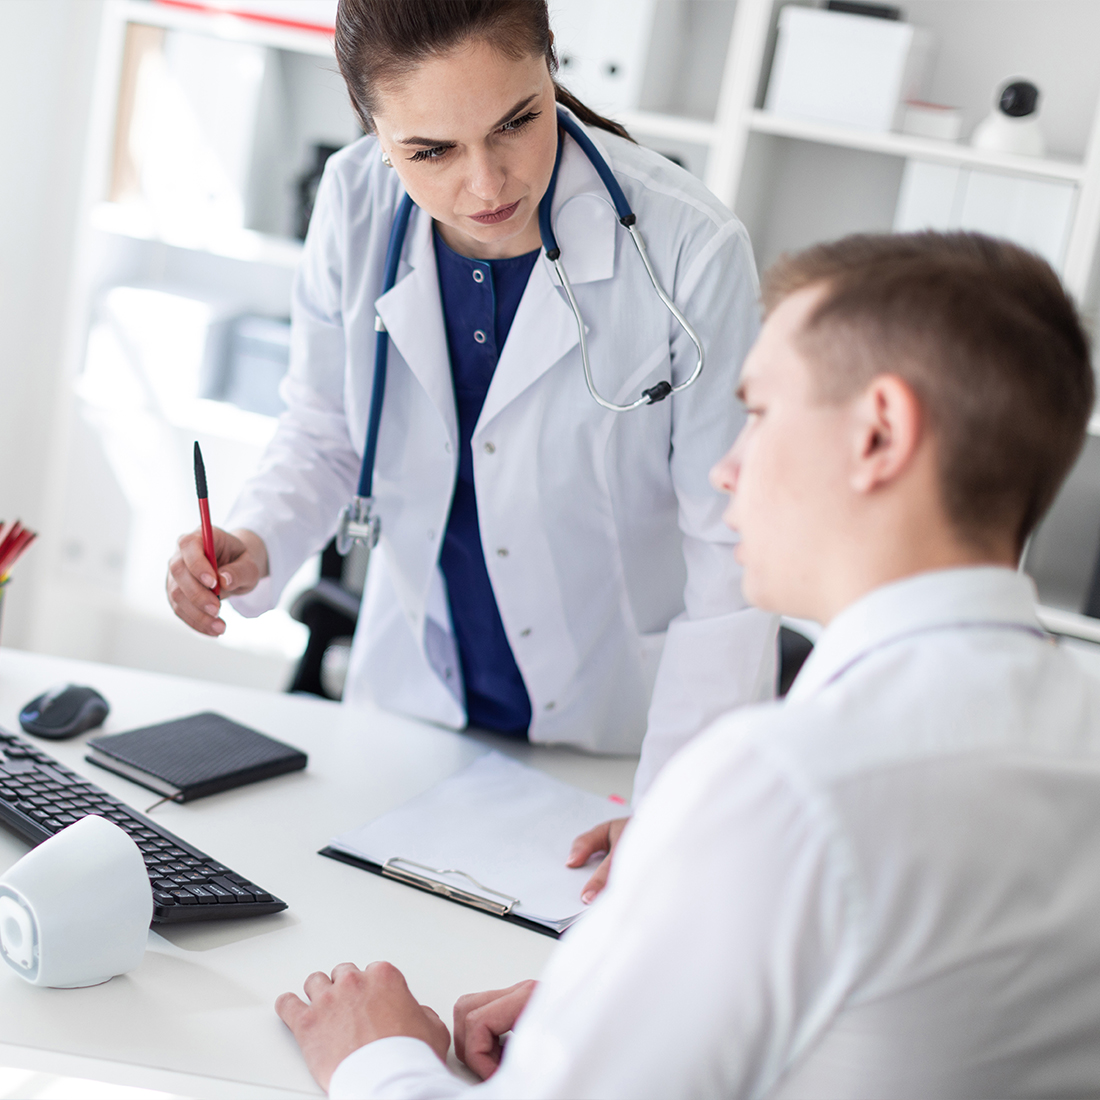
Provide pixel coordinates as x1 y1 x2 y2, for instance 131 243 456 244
19 684 110 739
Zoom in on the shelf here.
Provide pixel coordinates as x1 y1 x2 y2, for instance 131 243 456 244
89 202 304 269
121 0 335 57
614 109 717 147
749 110 1086 184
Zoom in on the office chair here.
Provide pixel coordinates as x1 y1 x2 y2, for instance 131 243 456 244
287 540 360 698
778 626 814 696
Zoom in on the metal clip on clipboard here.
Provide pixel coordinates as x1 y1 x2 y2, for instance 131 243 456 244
381 858 518 918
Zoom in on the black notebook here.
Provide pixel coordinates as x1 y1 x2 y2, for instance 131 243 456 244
86 712 307 802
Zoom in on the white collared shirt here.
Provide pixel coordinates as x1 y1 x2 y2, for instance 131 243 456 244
331 567 1100 1099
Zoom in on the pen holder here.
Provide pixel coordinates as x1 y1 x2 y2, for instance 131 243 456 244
0 815 152 987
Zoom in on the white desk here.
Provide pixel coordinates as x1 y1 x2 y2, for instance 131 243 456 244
0 649 637 1099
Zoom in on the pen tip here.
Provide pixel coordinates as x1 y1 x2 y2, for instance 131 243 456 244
193 441 208 499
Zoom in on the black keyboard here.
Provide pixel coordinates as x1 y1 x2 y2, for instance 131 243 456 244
0 726 286 923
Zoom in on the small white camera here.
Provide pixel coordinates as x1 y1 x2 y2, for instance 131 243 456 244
0 815 152 988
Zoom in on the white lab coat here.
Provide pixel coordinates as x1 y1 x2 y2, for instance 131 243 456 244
228 111 777 788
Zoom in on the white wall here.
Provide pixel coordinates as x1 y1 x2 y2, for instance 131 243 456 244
0 0 106 648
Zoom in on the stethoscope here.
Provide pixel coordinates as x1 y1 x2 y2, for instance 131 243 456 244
336 108 705 557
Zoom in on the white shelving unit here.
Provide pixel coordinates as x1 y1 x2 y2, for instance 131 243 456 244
606 0 1100 312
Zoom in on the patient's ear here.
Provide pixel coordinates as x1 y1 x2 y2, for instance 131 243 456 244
849 374 923 494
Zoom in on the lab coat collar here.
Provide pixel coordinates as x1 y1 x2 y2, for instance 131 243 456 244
375 207 458 446
545 113 619 285
788 567 1044 701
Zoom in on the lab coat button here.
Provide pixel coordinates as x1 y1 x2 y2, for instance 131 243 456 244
444 441 452 453
427 529 435 541
496 547 509 558
520 628 531 637
483 441 496 454
472 269 485 284
473 329 487 344
545 701 556 711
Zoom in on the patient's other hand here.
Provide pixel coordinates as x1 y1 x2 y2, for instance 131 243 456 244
453 979 538 1080
567 816 630 903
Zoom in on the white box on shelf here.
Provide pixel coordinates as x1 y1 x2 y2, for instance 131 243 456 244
549 0 661 115
901 101 963 142
765 6 932 133
894 159 1078 271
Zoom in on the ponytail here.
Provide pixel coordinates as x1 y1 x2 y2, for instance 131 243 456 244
554 83 635 143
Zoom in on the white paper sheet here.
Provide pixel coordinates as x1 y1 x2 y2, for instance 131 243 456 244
327 752 620 932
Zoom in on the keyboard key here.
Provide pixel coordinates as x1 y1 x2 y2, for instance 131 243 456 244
212 876 253 901
187 886 218 904
153 891 177 906
169 889 198 905
204 882 235 901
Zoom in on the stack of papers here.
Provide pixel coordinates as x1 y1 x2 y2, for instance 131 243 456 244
324 752 621 935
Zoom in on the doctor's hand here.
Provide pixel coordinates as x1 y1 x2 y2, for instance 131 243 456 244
568 816 630 903
166 526 268 636
453 979 537 1080
276 961 450 1092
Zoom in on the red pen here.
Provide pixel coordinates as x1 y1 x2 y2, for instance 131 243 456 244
193 442 219 597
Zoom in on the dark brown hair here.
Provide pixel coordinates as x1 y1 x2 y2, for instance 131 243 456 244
762 232 1093 554
334 0 633 141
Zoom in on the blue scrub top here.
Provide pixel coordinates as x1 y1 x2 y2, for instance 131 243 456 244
434 228 539 737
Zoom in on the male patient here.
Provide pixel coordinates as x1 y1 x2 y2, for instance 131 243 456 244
277 232 1100 1098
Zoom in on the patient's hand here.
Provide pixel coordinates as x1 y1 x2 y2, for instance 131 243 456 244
453 979 538 1080
276 961 450 1091
568 816 630 902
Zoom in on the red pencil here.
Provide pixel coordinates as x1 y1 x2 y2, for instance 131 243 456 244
0 521 36 579
193 442 219 598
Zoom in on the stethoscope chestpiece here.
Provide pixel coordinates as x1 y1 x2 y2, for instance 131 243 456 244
336 496 381 557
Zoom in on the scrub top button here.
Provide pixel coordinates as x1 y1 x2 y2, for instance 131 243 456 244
483 441 496 454
472 269 485 284
473 329 487 344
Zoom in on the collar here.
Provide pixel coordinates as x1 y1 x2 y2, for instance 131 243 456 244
787 567 1045 702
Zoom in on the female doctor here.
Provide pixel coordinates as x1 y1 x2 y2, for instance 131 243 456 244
167 0 776 872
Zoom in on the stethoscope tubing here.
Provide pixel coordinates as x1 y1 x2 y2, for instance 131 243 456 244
360 191 415 500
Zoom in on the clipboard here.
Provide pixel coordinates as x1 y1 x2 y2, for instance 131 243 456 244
319 752 624 937
318 848 565 938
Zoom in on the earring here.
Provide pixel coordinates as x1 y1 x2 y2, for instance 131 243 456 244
381 151 393 168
